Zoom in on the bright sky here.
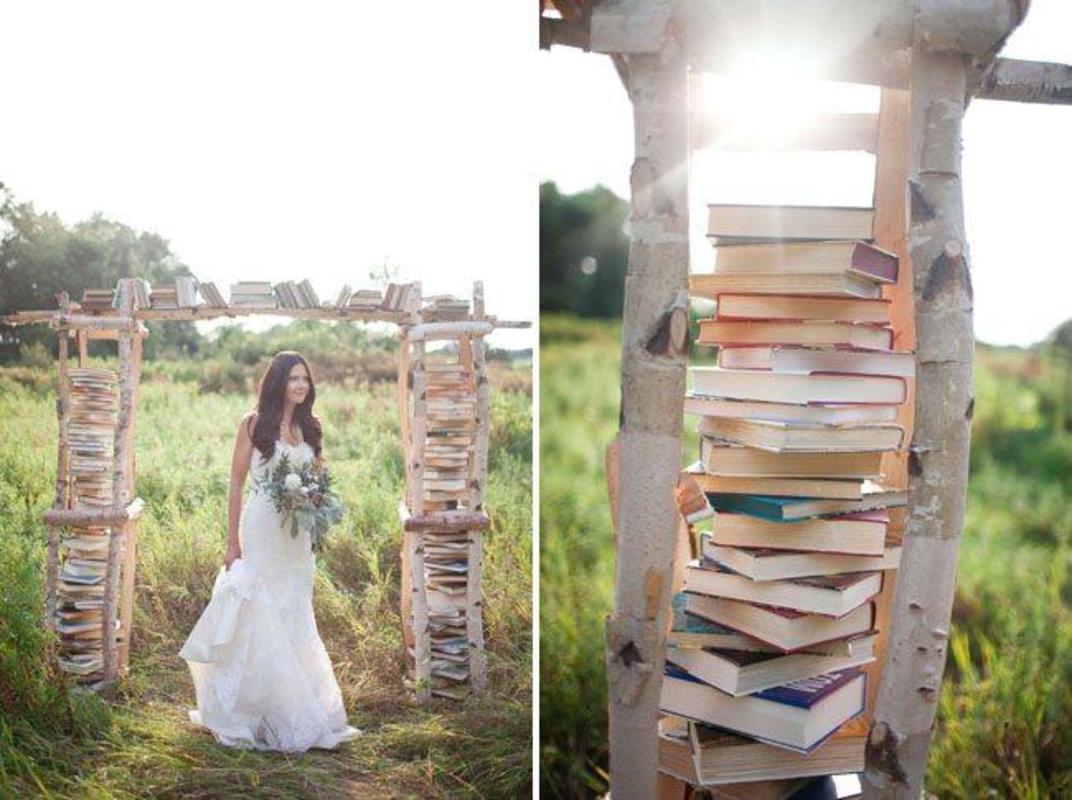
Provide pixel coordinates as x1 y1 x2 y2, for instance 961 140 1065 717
0 2 536 349
537 1 1072 348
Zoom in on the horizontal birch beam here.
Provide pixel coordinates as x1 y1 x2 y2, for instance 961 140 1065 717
405 321 494 341
50 315 140 332
486 318 532 329
43 498 145 527
590 0 1024 58
693 112 879 153
403 511 490 533
979 58 1072 105
2 308 529 330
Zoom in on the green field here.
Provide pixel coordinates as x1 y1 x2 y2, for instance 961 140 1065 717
0 345 532 799
539 314 1072 800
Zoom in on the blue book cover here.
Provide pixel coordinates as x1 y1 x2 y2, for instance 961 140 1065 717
754 669 864 708
661 665 867 754
707 493 812 522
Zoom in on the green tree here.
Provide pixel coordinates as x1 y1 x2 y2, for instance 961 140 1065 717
0 182 203 361
540 181 629 318
1045 318 1072 434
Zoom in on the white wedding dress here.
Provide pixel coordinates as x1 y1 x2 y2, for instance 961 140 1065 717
179 438 361 751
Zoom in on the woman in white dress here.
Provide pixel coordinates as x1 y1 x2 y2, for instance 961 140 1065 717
180 351 361 751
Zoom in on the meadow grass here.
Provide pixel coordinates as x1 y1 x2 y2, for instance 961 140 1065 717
539 314 1072 800
0 358 532 799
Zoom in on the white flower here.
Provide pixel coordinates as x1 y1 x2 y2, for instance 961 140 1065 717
284 473 302 491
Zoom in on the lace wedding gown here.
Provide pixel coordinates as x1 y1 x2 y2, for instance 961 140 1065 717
179 438 361 751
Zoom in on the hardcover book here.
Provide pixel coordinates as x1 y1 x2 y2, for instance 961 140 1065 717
706 204 874 242
708 510 889 556
684 593 876 652
685 561 882 616
713 240 897 282
703 540 903 581
660 664 868 754
691 367 906 405
666 636 876 696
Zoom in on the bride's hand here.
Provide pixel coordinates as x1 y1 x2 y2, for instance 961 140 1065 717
224 540 242 571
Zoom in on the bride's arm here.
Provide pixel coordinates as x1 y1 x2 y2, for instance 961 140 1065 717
225 411 256 569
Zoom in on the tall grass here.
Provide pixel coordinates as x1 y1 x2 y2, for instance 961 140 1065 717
0 358 532 799
539 314 1072 799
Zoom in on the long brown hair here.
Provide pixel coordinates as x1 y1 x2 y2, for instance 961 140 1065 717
249 351 323 463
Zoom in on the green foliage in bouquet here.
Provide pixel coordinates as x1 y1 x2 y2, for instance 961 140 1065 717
252 452 345 551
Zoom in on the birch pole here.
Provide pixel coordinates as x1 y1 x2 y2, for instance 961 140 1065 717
864 51 973 799
607 39 690 800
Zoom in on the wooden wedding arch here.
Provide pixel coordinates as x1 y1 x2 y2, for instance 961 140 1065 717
1 278 529 702
543 1 1071 797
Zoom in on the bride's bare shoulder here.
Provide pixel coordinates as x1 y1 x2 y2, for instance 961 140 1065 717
239 411 258 439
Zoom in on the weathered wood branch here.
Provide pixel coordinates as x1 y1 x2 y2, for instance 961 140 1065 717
592 0 1024 57
978 57 1072 105
405 321 493 341
864 51 973 800
44 297 72 627
51 315 139 332
403 511 490 533
607 40 690 800
43 498 145 527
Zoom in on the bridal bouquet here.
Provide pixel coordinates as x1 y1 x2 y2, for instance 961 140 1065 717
253 452 345 551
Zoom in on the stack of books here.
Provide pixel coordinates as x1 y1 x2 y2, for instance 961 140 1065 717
659 203 911 785
55 368 121 681
416 536 472 699
80 288 115 312
422 295 470 321
148 277 198 309
273 279 321 308
381 282 419 312
111 278 152 311
347 289 384 311
422 361 477 510
229 281 277 308
199 281 227 308
404 354 481 699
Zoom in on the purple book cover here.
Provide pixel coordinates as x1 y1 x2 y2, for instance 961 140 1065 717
754 668 864 708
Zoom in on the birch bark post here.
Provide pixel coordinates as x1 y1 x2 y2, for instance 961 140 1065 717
864 51 973 799
607 40 690 800
45 294 72 627
466 280 488 692
101 280 138 685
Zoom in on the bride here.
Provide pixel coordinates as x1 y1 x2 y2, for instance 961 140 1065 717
179 351 361 751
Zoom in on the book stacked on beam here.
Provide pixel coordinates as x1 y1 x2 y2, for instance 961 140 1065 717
199 281 228 308
659 203 910 787
272 279 322 309
345 289 384 311
55 368 120 681
148 276 199 309
381 282 419 312
422 295 470 321
229 281 277 308
80 288 116 312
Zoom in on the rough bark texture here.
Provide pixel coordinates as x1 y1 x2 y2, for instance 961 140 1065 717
607 39 689 800
406 320 493 341
864 51 973 799
43 498 144 526
45 303 71 627
466 281 488 692
118 332 143 674
101 281 138 685
979 57 1072 104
